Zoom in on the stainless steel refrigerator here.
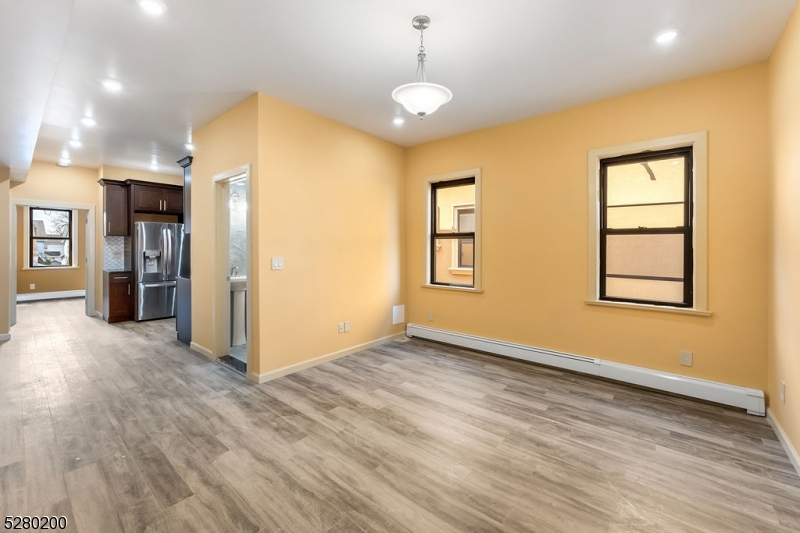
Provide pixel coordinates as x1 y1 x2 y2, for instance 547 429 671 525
134 222 184 321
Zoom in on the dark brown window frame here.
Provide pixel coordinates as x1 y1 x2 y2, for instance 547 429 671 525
430 177 475 288
599 147 694 307
30 207 73 268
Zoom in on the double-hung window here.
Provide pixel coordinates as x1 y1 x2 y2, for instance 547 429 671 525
430 177 477 288
600 148 693 306
588 132 708 314
30 208 73 268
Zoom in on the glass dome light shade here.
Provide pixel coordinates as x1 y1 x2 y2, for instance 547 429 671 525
392 82 452 117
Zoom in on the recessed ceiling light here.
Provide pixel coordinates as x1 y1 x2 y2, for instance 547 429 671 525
184 143 194 151
81 117 97 127
69 139 82 148
393 117 405 126
138 0 167 15
102 79 123 93
58 158 71 167
656 30 678 45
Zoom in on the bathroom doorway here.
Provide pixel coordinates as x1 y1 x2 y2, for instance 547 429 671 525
226 176 248 372
212 166 251 377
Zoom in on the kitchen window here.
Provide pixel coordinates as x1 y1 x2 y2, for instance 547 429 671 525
29 208 73 268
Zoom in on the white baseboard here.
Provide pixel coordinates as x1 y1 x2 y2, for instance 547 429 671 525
406 324 766 416
17 289 85 302
767 408 800 478
251 332 407 384
0 333 10 342
93 311 104 319
190 342 215 360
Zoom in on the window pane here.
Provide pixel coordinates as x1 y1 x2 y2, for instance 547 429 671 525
458 239 474 267
606 234 684 279
436 184 475 233
457 209 475 232
606 204 684 229
32 238 70 267
606 157 685 208
31 209 70 237
433 237 474 287
606 277 684 303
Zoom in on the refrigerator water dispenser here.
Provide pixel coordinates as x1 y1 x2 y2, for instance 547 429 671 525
143 250 162 273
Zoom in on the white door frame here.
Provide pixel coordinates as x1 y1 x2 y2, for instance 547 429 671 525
10 199 97 325
212 165 252 370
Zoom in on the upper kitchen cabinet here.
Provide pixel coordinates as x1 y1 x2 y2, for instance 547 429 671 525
99 179 129 236
127 180 183 215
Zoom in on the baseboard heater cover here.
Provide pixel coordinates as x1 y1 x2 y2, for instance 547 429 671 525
406 324 765 416
17 289 86 302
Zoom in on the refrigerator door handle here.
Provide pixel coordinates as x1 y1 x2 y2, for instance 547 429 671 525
142 281 177 288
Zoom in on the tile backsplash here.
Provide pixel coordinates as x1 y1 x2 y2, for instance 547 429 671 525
104 236 130 271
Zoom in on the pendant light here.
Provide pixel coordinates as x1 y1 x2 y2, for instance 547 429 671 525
392 15 452 118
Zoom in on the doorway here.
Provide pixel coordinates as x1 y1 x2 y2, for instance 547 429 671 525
212 166 252 376
9 199 96 327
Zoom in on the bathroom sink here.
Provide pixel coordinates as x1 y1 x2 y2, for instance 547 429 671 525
230 276 247 291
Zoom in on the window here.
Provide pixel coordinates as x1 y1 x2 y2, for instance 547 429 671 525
29 208 73 268
428 173 480 289
587 132 709 315
600 148 692 307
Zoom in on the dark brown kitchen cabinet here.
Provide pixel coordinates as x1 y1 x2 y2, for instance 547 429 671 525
128 180 183 215
99 180 129 236
103 271 133 323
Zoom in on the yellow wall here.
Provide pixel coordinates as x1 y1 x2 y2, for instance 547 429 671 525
406 63 770 391
192 94 259 368
0 168 10 338
100 165 182 186
256 93 406 375
768 4 800 459
16 206 87 294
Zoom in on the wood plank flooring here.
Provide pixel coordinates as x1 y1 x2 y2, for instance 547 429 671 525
1 298 798 532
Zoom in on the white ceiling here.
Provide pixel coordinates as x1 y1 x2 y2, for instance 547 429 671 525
1 0 796 180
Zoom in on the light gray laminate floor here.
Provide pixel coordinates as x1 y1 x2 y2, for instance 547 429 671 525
1 298 798 532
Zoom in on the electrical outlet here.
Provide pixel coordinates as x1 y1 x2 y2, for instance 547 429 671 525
337 323 344 334
29 284 35 290
780 381 786 403
680 350 693 367
344 321 351 333
427 311 434 322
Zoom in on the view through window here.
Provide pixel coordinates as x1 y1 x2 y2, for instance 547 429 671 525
30 208 72 267
431 178 475 287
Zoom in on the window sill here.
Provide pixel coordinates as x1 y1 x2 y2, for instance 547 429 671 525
21 265 79 271
423 284 484 294
584 299 712 317
447 268 474 276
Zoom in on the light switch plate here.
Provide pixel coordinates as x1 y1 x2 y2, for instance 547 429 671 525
344 321 351 333
271 257 284 270
780 381 786 403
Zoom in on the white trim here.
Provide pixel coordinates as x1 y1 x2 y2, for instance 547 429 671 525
17 289 85 302
190 341 215 360
249 332 406 384
587 132 708 314
422 284 484 294
93 311 103 319
424 168 482 291
767 408 800 479
406 324 765 416
0 333 10 342
585 299 712 317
